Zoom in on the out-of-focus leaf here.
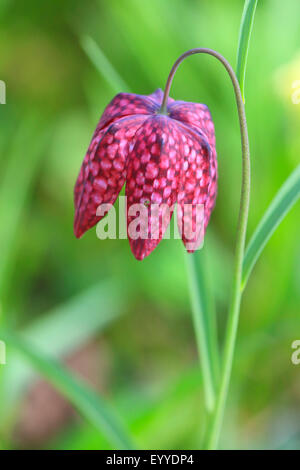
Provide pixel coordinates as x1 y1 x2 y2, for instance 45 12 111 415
1 329 135 450
52 367 203 450
22 280 125 354
242 165 300 288
236 0 258 100
0 115 49 299
0 280 126 413
0 0 10 17
190 251 220 386
130 367 204 449
80 36 131 93
185 252 217 412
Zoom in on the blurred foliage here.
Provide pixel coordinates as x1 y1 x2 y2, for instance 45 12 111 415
0 0 300 450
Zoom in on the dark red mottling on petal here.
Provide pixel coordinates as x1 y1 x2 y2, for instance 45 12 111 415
169 101 210 134
95 92 160 133
126 115 182 260
74 125 108 209
175 122 212 252
74 115 147 238
169 101 218 235
169 100 216 155
74 89 218 259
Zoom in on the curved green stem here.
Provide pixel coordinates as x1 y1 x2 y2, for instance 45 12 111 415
161 49 250 449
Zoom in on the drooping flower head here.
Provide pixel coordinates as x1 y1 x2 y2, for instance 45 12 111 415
74 89 217 260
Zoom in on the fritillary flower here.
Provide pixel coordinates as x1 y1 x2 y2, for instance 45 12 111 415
74 88 217 260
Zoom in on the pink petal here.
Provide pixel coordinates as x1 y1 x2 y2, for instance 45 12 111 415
169 101 218 249
74 126 107 209
126 115 182 260
74 115 147 238
95 92 161 133
175 122 215 252
169 100 216 152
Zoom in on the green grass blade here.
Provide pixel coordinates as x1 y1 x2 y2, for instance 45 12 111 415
0 329 135 450
21 280 125 356
185 252 218 412
236 0 258 100
242 165 300 288
189 251 220 387
80 36 131 93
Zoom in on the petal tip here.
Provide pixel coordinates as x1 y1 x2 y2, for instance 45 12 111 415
129 239 158 261
74 216 85 239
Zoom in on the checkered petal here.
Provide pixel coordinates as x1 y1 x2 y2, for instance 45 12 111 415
74 115 147 238
95 91 162 134
169 101 218 242
175 122 213 252
169 101 215 147
74 89 218 260
126 115 182 260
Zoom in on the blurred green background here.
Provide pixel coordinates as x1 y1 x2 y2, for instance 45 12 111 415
0 0 299 450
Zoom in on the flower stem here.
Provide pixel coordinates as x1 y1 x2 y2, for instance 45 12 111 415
162 49 250 449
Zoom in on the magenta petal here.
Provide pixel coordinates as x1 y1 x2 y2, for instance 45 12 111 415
169 100 217 158
126 115 182 260
175 123 214 252
95 92 160 133
74 115 147 238
74 89 218 260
